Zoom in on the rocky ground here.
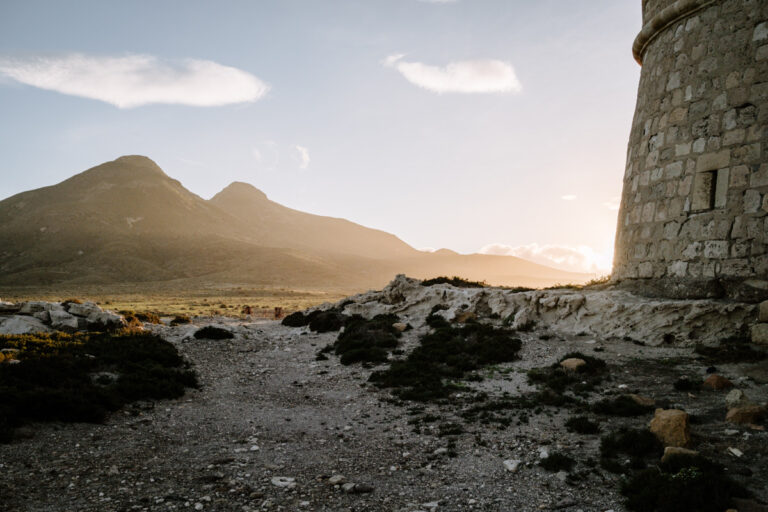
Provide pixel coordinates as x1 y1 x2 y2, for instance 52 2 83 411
1 278 768 512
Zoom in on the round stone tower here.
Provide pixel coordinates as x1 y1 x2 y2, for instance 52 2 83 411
613 0 768 300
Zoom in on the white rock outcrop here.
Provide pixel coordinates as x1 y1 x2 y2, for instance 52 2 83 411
0 299 126 334
316 275 756 346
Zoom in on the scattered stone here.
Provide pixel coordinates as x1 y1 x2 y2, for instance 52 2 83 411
327 475 345 485
270 477 296 488
725 389 751 408
0 316 53 335
559 358 586 371
728 447 744 458
391 322 408 332
503 459 522 472
752 324 768 345
702 374 734 390
726 405 767 425
649 408 691 447
341 483 373 494
661 446 698 463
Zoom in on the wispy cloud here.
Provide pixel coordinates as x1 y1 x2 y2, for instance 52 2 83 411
0 53 269 108
561 194 577 201
295 145 310 169
479 243 612 274
604 197 620 210
383 54 521 94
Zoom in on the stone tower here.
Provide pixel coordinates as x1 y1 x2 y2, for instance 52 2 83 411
612 0 768 300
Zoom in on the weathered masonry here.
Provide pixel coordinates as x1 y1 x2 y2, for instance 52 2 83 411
613 0 768 300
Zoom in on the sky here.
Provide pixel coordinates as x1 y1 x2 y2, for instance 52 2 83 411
0 0 642 275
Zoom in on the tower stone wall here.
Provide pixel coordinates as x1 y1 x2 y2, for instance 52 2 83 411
613 0 768 300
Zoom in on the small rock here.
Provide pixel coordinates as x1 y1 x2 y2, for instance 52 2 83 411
629 394 655 407
751 324 768 345
327 475 345 485
453 311 477 323
661 446 698 463
726 405 767 425
270 477 296 488
538 447 549 459
433 447 448 456
560 358 586 371
728 447 744 458
392 322 408 332
341 483 374 494
503 459 522 472
649 409 691 447
726 389 751 408
702 374 734 390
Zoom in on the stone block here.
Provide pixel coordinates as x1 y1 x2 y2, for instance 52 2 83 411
752 323 768 345
696 150 731 172
650 409 691 447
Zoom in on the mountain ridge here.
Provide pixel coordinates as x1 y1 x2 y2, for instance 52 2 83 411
0 155 593 291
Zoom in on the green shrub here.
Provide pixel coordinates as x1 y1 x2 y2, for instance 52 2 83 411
0 332 197 442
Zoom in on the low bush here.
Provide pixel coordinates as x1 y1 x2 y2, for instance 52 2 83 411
170 315 191 326
592 395 654 417
600 427 662 472
369 323 521 401
694 338 766 363
621 454 750 512
527 352 608 395
565 415 600 434
330 314 402 365
539 452 576 472
0 332 197 442
193 326 234 340
421 276 486 288
281 311 309 327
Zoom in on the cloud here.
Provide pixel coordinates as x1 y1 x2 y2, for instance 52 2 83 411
561 194 577 201
295 145 310 169
604 196 621 210
479 243 613 274
383 54 521 94
0 53 269 108
417 247 437 252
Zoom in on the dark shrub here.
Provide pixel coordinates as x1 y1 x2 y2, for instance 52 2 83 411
621 454 750 512
308 311 348 333
421 276 486 288
331 314 401 365
600 427 662 472
369 323 521 401
565 415 600 434
539 452 576 472
0 332 197 442
593 395 654 417
694 338 766 363
194 326 234 340
282 311 309 327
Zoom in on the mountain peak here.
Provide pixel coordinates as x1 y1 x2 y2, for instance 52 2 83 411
213 182 268 202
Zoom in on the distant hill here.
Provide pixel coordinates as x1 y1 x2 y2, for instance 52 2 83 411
0 156 592 291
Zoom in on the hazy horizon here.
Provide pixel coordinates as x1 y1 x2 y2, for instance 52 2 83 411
0 0 642 275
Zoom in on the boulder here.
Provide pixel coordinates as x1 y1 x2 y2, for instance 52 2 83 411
560 358 586 371
19 301 50 314
33 311 51 323
49 310 80 331
702 374 734 390
661 446 699 463
0 301 20 313
0 316 53 335
86 310 125 330
649 408 691 447
66 301 102 317
726 405 767 425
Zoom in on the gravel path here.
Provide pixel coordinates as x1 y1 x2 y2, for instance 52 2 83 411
1 319 766 512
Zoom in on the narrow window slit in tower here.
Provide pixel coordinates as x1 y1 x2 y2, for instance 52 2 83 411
692 169 728 211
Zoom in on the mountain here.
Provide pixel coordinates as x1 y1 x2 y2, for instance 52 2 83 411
0 156 591 291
